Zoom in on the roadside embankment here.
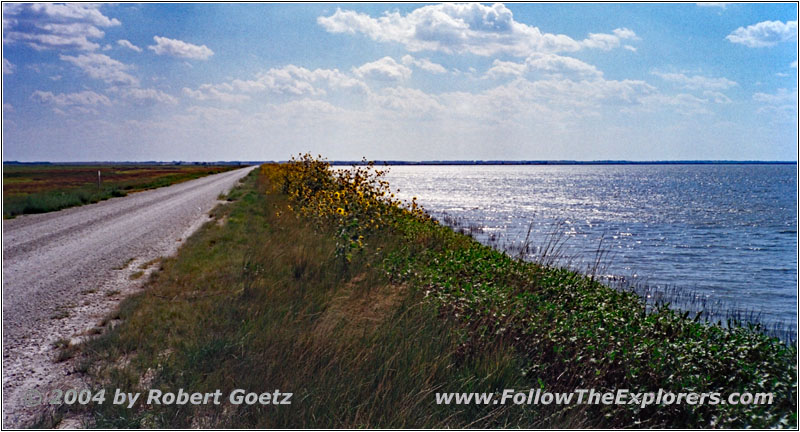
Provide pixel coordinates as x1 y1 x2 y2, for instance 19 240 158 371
2 166 255 428
61 155 795 428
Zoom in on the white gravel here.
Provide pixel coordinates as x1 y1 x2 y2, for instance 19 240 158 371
2 165 256 427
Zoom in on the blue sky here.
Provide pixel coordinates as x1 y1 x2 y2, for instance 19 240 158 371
2 3 797 161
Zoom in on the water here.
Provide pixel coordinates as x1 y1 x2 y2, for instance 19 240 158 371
384 164 797 334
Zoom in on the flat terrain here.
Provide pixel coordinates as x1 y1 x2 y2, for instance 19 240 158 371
61 160 794 428
1 165 255 427
3 164 238 218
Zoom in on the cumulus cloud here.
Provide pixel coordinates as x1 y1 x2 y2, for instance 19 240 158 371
2 3 119 51
364 75 657 126
652 71 737 90
3 58 15 74
183 65 367 103
31 89 111 114
583 28 639 51
487 52 602 80
702 90 732 104
643 93 713 115
353 57 412 81
148 36 214 60
318 3 637 57
261 99 347 122
114 87 177 105
752 88 798 122
252 65 366 94
486 59 527 77
401 55 447 74
753 87 797 104
182 85 250 104
59 53 138 86
726 20 797 47
368 87 444 116
518 77 656 109
117 39 142 53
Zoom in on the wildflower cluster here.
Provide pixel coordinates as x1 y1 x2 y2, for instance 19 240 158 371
262 153 429 263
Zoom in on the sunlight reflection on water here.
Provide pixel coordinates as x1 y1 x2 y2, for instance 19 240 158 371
384 164 797 333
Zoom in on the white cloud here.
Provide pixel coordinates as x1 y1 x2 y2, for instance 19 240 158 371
401 55 447 74
365 75 656 126
791 60 797 68
752 88 798 122
148 36 214 60
753 87 797 104
31 89 111 114
252 65 365 94
697 3 729 9
652 71 737 90
353 57 412 81
488 52 603 80
2 3 119 51
641 93 713 116
486 59 528 77
183 65 367 103
115 87 178 105
117 39 142 53
583 28 639 51
726 20 797 48
318 4 637 57
368 87 444 116
185 106 244 124
702 90 732 104
261 99 347 122
3 58 15 74
59 53 139 86
182 85 250 104
26 3 119 27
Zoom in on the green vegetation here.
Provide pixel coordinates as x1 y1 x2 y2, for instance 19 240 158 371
59 156 795 428
3 164 238 218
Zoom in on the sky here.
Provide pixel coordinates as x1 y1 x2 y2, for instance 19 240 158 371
2 2 797 162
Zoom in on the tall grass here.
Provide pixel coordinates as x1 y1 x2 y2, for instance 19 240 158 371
59 157 796 428
59 170 533 428
3 165 235 218
436 210 796 343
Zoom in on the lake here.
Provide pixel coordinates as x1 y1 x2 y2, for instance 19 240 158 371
384 164 797 336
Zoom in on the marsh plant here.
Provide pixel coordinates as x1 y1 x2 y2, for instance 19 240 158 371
267 155 796 427
433 210 796 343
71 155 796 428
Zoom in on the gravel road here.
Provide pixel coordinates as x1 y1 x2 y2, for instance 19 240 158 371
2 165 256 427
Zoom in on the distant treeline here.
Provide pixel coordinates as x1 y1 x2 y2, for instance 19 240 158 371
3 161 256 166
329 160 797 166
4 160 795 166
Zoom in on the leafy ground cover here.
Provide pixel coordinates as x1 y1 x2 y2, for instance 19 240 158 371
53 155 795 428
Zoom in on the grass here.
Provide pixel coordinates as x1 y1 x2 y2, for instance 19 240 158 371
3 164 239 218
444 212 797 342
113 258 136 270
138 258 161 270
58 156 796 428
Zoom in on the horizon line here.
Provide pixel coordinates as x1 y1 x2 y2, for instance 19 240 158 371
3 160 797 166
